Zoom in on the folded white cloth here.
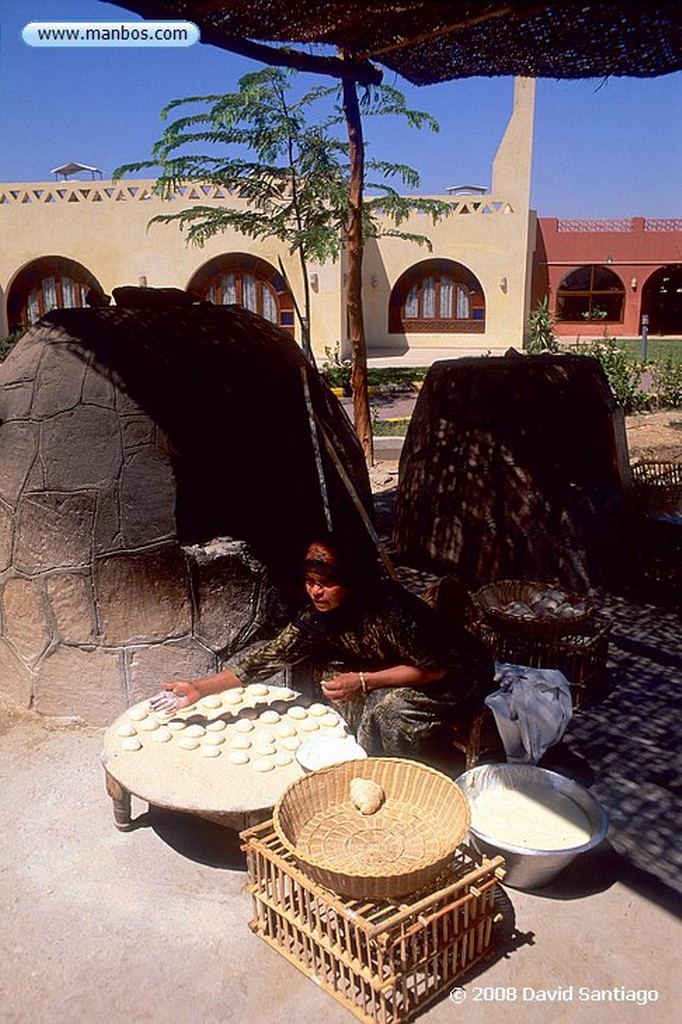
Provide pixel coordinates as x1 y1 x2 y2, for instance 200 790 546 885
485 662 573 765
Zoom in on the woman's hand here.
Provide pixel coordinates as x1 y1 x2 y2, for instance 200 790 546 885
149 681 202 713
321 673 363 702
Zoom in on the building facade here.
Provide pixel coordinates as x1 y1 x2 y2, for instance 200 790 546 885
532 217 682 341
0 79 536 360
1 76 679 357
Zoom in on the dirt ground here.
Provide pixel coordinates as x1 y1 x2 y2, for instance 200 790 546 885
623 408 682 461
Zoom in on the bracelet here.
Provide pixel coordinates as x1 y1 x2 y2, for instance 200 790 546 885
359 671 368 695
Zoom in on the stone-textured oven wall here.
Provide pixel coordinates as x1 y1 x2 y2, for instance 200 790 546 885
0 323 286 725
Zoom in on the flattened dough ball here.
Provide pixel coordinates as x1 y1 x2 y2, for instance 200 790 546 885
128 706 149 722
116 723 137 738
178 737 200 750
253 758 275 772
287 706 308 720
121 737 143 751
259 710 280 725
246 684 269 697
152 727 172 743
200 695 223 710
228 751 250 765
199 745 222 758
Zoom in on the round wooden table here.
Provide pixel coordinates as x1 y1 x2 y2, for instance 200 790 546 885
101 685 351 831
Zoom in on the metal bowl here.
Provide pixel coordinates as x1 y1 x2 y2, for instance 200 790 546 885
456 764 608 890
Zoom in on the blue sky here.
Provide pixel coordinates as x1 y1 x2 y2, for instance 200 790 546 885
1 0 681 219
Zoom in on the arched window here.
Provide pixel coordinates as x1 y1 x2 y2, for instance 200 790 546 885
7 256 102 330
389 259 485 333
187 253 295 333
556 265 625 323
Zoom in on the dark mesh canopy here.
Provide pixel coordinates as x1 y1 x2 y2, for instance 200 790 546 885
109 1 682 83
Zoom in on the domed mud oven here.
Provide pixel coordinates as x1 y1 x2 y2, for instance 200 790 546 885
0 304 371 724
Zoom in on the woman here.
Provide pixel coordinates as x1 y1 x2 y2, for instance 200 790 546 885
150 537 494 758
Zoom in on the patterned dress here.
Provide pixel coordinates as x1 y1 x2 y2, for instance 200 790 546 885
226 581 494 757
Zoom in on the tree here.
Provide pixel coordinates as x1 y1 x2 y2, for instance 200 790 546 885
115 67 452 459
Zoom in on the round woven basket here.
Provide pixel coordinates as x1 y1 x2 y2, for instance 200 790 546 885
273 757 471 900
474 579 592 639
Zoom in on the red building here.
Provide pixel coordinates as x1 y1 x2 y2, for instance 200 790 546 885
532 217 682 340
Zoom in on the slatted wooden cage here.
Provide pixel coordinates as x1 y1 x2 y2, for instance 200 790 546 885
241 820 505 1024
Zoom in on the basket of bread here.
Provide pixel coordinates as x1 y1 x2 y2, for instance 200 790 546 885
474 579 592 639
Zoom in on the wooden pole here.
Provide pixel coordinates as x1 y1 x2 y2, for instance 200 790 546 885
341 73 374 467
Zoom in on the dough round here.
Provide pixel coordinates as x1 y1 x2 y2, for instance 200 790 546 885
152 727 172 743
246 683 269 697
320 713 340 728
273 752 293 767
185 724 206 738
128 706 149 722
256 729 275 744
222 691 243 705
178 737 200 750
228 751 250 765
276 721 297 738
254 742 276 756
287 706 308 720
259 710 280 725
121 737 142 751
200 695 223 709
253 758 275 772
166 719 187 732
235 719 255 733
199 745 222 758
202 732 226 746
137 716 160 732
116 723 137 737
272 687 295 700
280 736 301 751
299 718 320 732
229 736 252 750
205 719 227 732
308 703 329 717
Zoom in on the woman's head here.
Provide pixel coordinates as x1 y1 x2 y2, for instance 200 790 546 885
303 539 349 612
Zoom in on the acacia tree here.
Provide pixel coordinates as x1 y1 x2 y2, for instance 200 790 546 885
115 67 451 459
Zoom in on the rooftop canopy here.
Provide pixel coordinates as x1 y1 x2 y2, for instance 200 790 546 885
51 162 104 180
107 1 682 84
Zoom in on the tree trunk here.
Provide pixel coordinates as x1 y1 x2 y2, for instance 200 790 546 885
341 75 373 466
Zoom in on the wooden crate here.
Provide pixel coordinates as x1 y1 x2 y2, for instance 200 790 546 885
241 820 505 1024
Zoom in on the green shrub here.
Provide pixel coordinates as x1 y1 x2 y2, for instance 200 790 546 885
576 334 649 414
650 354 682 409
527 297 559 353
0 327 24 362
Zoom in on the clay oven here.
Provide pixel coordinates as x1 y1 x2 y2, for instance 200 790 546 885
0 304 371 724
394 353 630 590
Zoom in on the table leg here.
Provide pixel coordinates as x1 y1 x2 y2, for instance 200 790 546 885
105 771 132 830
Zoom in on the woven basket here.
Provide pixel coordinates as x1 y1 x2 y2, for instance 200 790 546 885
473 579 592 639
273 757 471 899
631 460 682 510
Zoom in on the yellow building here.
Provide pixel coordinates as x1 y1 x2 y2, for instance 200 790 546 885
0 79 536 362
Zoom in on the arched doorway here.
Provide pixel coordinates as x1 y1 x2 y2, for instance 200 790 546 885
642 265 682 335
7 256 102 330
187 253 296 334
389 259 485 334
555 265 625 324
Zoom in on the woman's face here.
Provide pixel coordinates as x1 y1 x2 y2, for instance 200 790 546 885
305 572 348 613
